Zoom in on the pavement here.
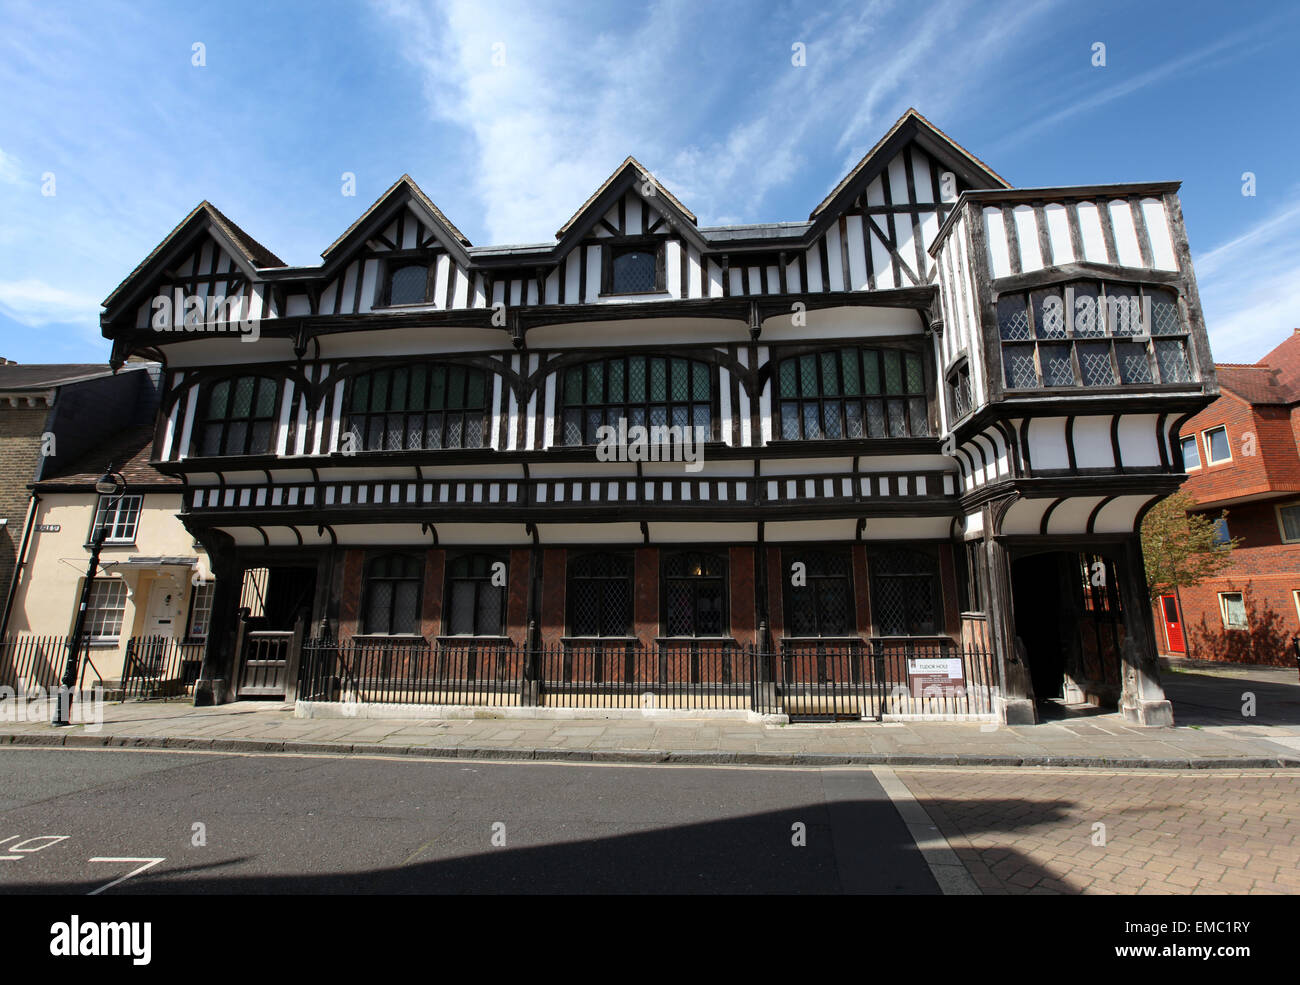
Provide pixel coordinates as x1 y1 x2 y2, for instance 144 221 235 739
1 665 1298 769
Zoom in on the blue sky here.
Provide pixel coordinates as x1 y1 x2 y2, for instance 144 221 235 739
0 0 1297 364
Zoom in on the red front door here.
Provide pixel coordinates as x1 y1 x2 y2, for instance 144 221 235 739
1160 595 1185 653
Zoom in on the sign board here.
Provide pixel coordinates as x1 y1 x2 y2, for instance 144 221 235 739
906 657 964 697
36 524 60 533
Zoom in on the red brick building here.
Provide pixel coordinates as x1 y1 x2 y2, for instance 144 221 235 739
1158 330 1300 665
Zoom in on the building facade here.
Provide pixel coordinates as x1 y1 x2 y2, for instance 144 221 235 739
1157 330 1300 665
3 425 213 690
98 110 1216 724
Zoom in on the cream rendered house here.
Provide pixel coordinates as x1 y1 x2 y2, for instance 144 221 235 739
6 426 211 690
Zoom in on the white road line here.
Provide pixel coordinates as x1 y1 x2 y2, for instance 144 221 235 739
87 857 165 896
870 766 980 896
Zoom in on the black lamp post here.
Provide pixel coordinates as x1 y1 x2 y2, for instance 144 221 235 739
53 467 126 726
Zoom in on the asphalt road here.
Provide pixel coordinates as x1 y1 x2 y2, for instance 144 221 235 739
0 748 938 894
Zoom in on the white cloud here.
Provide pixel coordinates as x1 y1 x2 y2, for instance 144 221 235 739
0 278 102 327
1194 195 1300 363
373 0 1057 243
0 147 20 185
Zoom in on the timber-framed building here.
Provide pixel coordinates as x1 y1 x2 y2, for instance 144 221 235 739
99 110 1216 724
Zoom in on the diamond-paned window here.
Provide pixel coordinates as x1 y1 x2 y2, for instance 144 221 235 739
607 246 661 294
194 375 279 456
362 553 423 635
998 281 1194 389
345 364 490 452
785 550 854 637
870 549 939 637
776 347 929 439
560 356 713 446
662 552 727 637
388 264 430 305
445 554 507 637
567 553 633 637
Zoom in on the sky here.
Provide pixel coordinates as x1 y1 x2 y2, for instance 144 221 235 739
0 0 1297 365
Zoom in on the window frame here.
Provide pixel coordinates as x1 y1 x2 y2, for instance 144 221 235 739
565 551 635 638
660 551 730 639
379 254 437 308
360 553 425 637
600 239 667 297
946 359 973 424
1180 434 1201 471
443 553 508 638
84 578 128 645
191 375 282 458
869 547 942 638
1218 591 1247 630
185 580 215 642
774 345 931 441
342 362 492 453
558 354 717 447
997 281 1194 391
1276 502 1300 545
88 493 144 546
1202 425 1232 465
782 548 856 638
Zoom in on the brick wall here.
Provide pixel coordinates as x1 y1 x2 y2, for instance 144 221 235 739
1180 396 1300 505
0 407 50 611
728 546 756 646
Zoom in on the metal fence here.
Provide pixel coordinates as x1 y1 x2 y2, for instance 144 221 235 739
0 634 205 700
298 637 1002 720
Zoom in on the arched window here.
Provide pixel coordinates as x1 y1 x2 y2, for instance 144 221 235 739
784 549 854 637
776 347 929 439
567 552 634 637
445 553 507 637
662 551 728 637
361 554 423 635
870 548 940 637
560 355 713 446
345 363 490 452
194 375 279 456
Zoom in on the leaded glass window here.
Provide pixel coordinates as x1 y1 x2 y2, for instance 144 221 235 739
998 282 1195 389
785 550 854 637
607 248 660 294
777 347 929 440
663 552 727 637
388 264 431 305
947 362 972 422
560 356 713 446
870 548 940 637
445 554 506 636
194 376 279 456
345 364 490 452
362 554 423 635
567 553 633 637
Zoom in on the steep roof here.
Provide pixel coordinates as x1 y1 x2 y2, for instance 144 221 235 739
556 155 697 238
1215 330 1300 406
102 200 284 310
34 426 177 490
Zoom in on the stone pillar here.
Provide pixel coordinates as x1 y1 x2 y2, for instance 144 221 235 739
1115 536 1174 726
191 528 239 707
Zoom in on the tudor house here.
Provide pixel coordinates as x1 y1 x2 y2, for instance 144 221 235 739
98 109 1215 724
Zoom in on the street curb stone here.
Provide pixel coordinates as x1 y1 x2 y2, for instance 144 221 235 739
1 730 1297 769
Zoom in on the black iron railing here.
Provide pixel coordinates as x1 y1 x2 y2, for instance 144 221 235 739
296 637 1001 719
0 634 205 699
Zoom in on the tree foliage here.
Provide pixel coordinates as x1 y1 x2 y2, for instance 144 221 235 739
1140 491 1239 601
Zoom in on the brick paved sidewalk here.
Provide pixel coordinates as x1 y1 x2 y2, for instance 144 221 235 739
894 767 1300 894
2 694 1298 767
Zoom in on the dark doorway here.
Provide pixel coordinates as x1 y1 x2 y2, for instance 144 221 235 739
1010 553 1066 702
235 565 318 699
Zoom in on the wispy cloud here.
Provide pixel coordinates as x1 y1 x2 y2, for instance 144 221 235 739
374 0 1056 241
0 278 102 327
0 147 20 185
1195 192 1300 362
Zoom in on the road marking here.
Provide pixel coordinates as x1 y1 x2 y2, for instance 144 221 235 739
87 857 165 896
870 766 980 896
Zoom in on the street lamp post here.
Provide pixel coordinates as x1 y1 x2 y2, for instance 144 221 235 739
53 467 126 727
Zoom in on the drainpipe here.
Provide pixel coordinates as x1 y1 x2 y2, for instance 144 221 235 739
0 492 40 640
